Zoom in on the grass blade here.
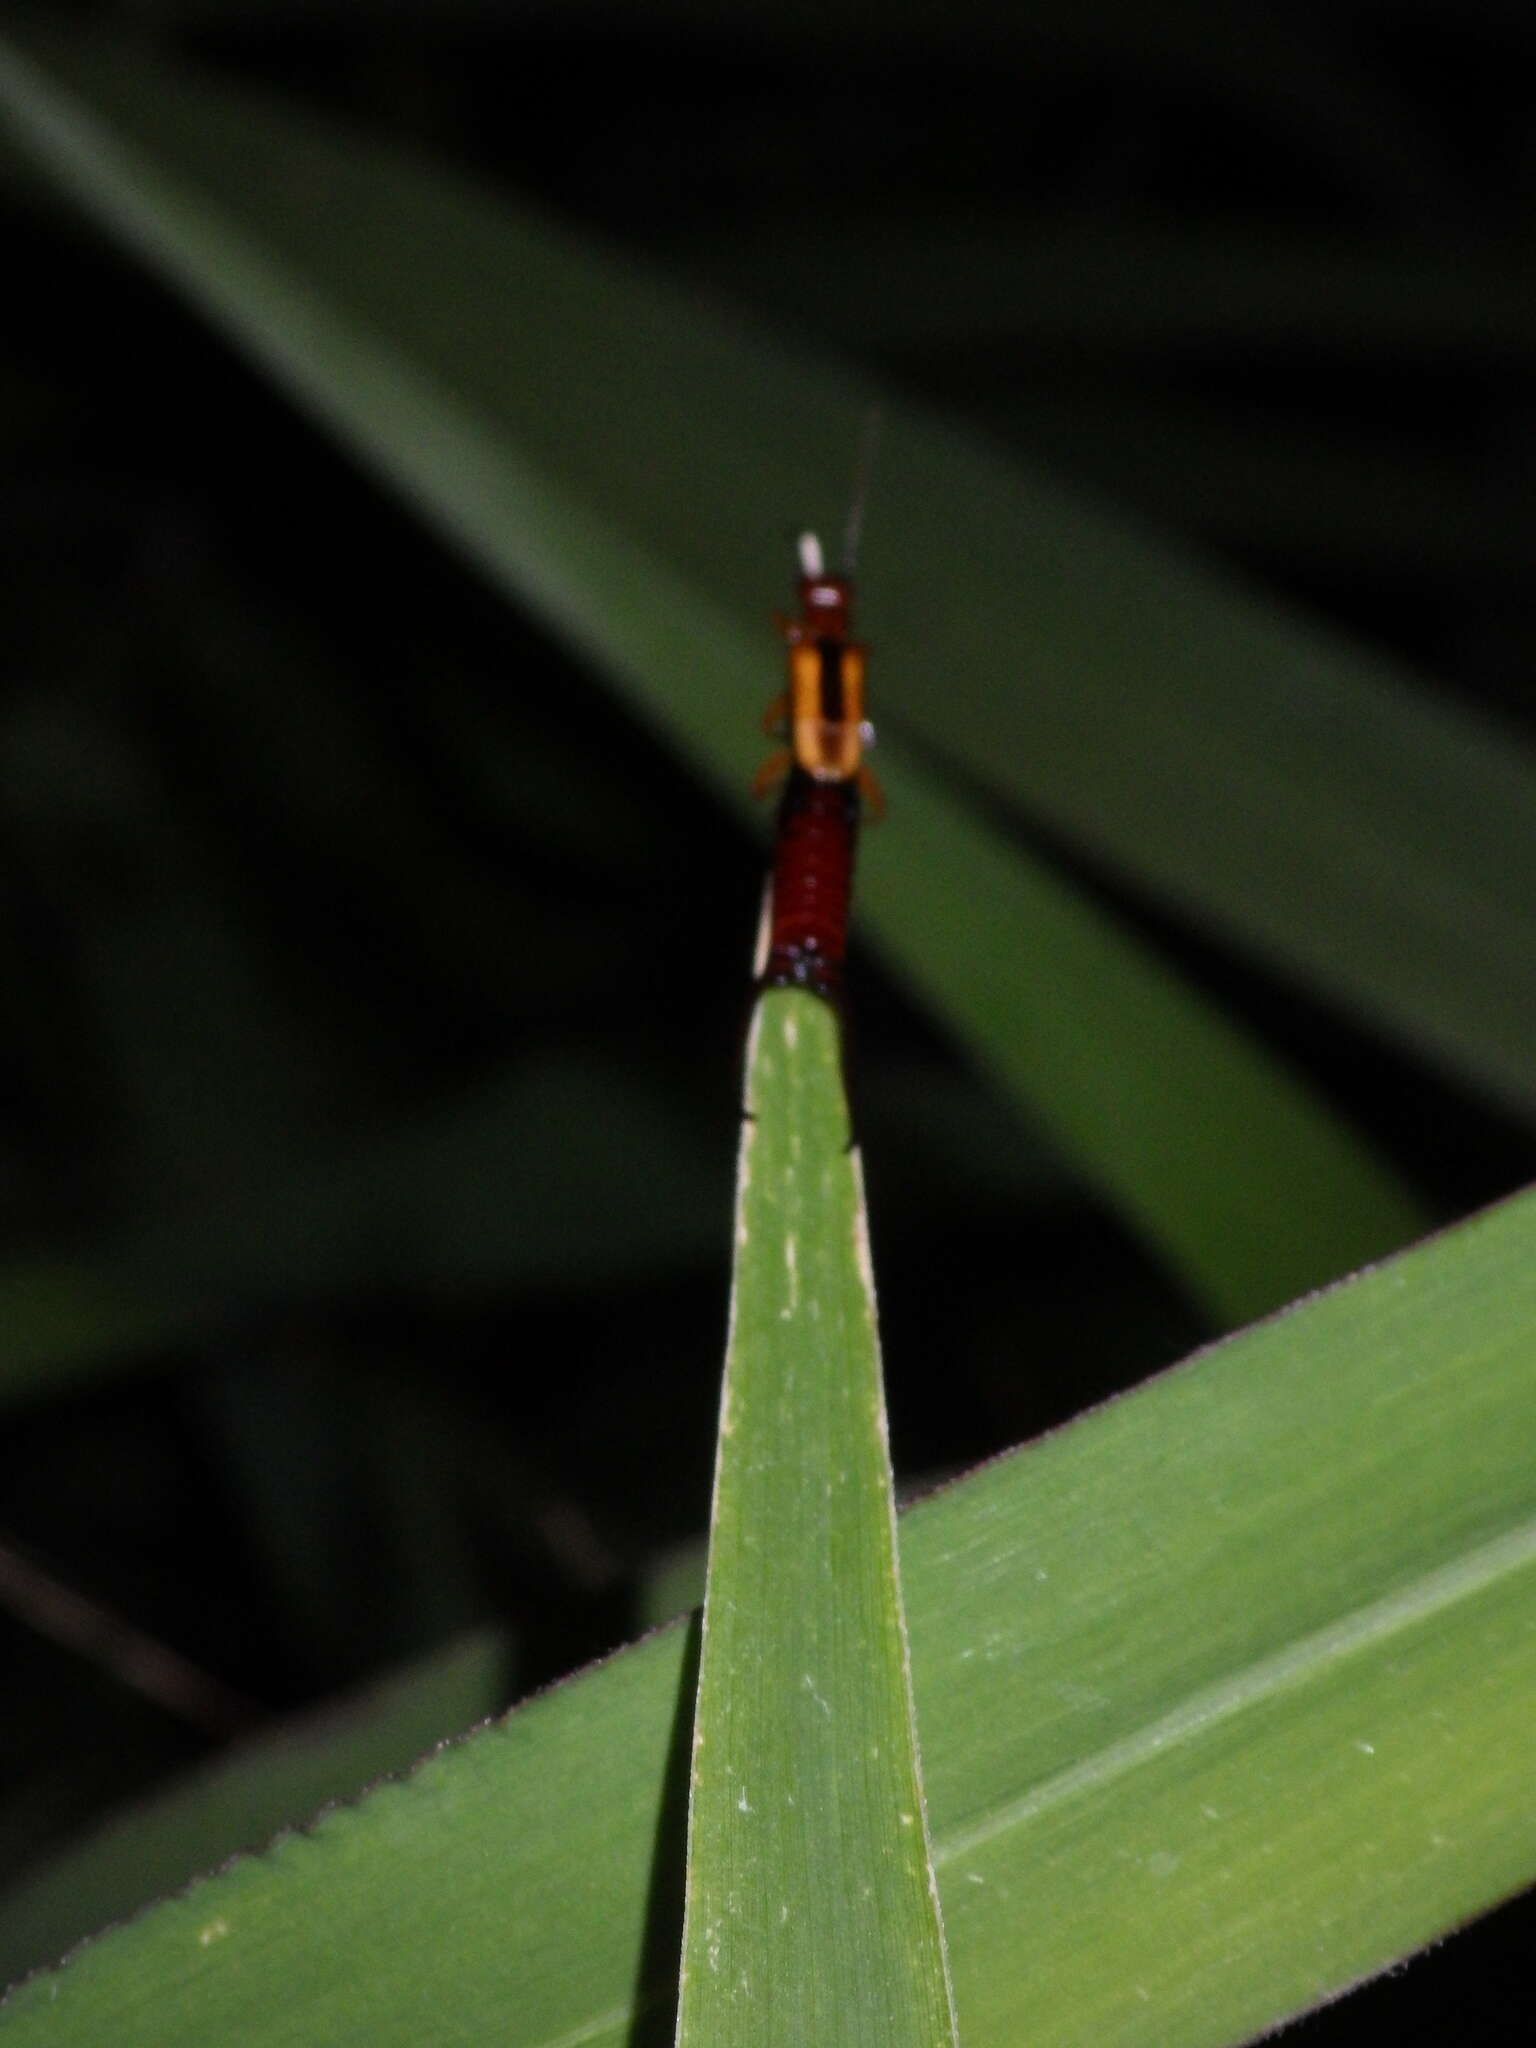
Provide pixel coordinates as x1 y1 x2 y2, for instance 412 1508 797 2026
860 742 1421 1321
0 1629 511 1989
4 1184 1536 2042
678 989 956 2045
0 32 1426 1324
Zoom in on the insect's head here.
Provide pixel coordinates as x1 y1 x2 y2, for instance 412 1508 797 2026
788 530 854 647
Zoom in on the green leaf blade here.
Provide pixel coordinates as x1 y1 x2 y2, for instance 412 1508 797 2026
934 1522 1536 2045
0 1630 513 1992
0 31 1427 1330
4 1190 1536 2041
860 742 1423 1321
678 988 956 2046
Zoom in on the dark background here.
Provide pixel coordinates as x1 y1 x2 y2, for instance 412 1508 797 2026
2 2 1533 2036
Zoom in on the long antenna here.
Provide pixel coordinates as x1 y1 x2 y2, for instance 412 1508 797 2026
841 404 883 574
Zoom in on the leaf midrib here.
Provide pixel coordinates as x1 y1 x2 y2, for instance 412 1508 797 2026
934 1512 1536 1866
539 2002 635 2048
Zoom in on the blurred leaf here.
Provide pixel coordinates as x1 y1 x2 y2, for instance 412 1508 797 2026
0 1263 187 1404
656 214 1536 359
0 1627 511 1989
5 1184 1536 2040
118 1051 730 1307
2 628 397 1208
152 576 624 1013
0 34 1430 1326
194 1352 488 1681
0 1051 730 1407
81 886 353 1206
856 746 1420 1323
984 380 1536 578
636 1535 707 1635
678 990 956 2044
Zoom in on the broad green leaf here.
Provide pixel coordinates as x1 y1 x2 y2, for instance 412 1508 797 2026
5 1183 1536 2043
0 1629 511 1991
0 34 1424 1325
678 990 956 2045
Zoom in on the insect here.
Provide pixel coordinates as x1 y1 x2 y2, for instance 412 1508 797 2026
754 531 884 1001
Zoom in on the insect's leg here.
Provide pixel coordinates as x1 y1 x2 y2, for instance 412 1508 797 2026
752 747 793 801
857 763 887 823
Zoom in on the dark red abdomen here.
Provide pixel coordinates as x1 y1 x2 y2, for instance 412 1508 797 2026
762 770 860 999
